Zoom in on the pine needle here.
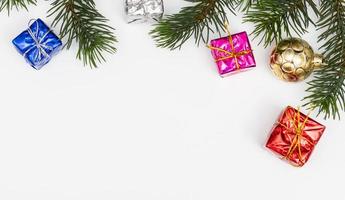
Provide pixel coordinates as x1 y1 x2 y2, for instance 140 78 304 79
0 0 36 14
303 0 345 119
150 0 240 50
244 0 318 47
48 0 117 68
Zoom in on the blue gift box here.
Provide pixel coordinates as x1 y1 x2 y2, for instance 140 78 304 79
12 18 62 70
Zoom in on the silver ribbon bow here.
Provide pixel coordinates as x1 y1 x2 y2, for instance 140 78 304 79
23 19 54 66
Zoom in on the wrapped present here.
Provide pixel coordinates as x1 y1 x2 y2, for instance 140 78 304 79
12 18 62 70
125 0 164 23
266 106 326 167
209 31 256 77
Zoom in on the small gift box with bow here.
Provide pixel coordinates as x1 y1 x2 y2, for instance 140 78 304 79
12 18 63 70
266 106 326 167
125 0 164 23
208 30 256 77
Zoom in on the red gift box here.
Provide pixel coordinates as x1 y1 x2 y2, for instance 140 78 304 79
266 106 326 167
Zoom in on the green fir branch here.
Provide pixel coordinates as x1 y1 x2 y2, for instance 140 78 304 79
244 0 318 47
0 0 36 14
48 0 117 68
238 0 255 11
303 0 345 119
150 0 240 50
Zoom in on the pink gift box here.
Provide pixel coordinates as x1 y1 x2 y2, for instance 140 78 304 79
209 32 256 77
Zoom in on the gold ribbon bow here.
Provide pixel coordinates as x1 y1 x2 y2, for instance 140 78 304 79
207 23 252 70
278 107 313 165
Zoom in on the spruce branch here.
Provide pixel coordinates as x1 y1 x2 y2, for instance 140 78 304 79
303 0 345 119
150 0 240 50
244 0 318 47
48 0 117 68
238 0 255 11
0 0 36 13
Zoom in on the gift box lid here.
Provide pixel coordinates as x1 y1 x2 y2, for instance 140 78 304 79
12 18 63 69
266 106 326 167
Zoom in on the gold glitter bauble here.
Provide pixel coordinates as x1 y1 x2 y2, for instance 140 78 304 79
269 38 324 82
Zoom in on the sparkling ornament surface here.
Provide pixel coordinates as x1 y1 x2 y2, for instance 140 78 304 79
125 0 164 23
266 106 326 167
269 38 323 82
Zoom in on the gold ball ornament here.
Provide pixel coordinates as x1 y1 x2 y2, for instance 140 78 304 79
269 38 325 82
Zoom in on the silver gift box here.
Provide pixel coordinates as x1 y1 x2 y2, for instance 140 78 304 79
125 0 164 23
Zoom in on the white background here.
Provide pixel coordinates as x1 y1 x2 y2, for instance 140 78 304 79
0 1 344 200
